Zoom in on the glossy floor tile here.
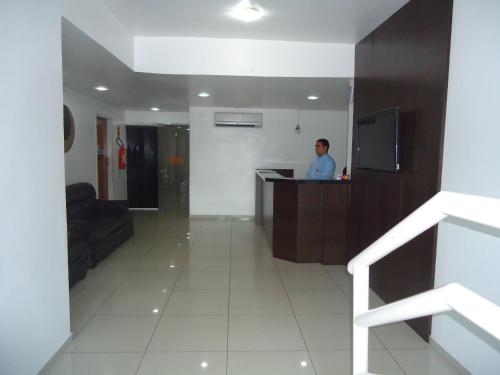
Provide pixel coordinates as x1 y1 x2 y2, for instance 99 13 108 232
183 255 230 271
228 315 306 351
119 269 179 291
96 290 169 315
227 351 315 375
175 270 230 290
297 314 384 350
137 352 227 375
164 290 229 315
287 288 352 315
280 271 337 290
229 289 293 315
41 353 142 375
69 289 113 315
230 256 276 271
230 270 283 290
65 315 159 352
148 315 228 351
390 348 466 375
310 350 405 375
51 212 465 375
372 322 429 349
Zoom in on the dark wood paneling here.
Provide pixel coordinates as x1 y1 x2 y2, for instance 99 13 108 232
297 184 323 262
273 182 298 262
322 184 349 264
349 0 453 340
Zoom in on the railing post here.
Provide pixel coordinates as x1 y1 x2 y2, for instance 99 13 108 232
353 264 369 375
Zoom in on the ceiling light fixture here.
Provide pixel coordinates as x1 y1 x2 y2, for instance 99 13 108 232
94 86 108 92
150 107 160 111
198 92 210 98
307 95 319 101
229 0 264 23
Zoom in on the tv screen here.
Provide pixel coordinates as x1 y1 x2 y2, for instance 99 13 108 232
357 108 400 172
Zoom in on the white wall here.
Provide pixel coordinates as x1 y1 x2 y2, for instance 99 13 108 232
135 36 354 77
0 1 70 374
190 107 348 216
62 0 134 68
63 88 126 199
434 1 500 373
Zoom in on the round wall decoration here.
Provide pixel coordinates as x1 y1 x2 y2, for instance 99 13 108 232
64 105 75 153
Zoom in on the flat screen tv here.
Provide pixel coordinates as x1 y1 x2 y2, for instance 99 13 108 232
356 107 400 172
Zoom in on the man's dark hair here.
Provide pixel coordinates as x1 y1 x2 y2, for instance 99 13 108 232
316 138 330 151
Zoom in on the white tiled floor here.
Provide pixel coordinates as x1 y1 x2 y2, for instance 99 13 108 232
42 212 466 375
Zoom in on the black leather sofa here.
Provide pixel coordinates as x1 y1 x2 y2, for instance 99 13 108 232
67 221 91 287
66 183 134 268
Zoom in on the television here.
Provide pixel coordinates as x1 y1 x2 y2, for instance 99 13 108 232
356 107 400 172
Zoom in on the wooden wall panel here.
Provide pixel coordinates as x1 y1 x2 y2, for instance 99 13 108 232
322 184 349 264
297 184 324 262
348 0 453 340
273 183 298 262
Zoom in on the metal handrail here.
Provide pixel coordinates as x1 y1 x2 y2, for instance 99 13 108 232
347 191 500 375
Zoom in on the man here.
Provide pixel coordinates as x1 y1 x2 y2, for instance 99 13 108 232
305 138 336 180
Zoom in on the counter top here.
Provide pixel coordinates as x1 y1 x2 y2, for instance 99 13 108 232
256 170 350 184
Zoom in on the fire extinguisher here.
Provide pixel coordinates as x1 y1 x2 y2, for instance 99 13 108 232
118 143 126 169
116 128 126 169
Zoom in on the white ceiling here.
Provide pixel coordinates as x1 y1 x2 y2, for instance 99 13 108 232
101 0 408 43
62 20 350 111
62 1 409 111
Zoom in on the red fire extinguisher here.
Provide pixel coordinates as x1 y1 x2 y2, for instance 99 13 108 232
118 143 126 169
116 128 126 169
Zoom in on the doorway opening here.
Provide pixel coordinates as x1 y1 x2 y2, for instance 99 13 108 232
126 125 190 212
158 125 190 212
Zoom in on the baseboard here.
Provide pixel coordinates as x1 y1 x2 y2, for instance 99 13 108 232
189 214 255 222
38 333 73 374
129 207 159 211
429 336 471 374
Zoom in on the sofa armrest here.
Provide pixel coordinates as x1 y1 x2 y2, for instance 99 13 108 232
67 220 90 245
94 200 129 216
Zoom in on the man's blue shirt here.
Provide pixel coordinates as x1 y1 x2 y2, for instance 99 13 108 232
305 154 336 180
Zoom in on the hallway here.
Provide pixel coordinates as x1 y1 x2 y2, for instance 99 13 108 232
42 212 463 374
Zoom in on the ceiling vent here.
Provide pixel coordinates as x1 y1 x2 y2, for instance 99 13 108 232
214 112 263 128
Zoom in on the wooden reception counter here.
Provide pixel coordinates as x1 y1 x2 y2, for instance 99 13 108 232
255 170 349 264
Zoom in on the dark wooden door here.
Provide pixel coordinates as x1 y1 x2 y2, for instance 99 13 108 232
96 117 108 200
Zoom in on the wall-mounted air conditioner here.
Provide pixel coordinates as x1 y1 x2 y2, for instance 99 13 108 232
214 112 263 128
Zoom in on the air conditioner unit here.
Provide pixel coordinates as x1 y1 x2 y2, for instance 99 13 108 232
214 112 263 128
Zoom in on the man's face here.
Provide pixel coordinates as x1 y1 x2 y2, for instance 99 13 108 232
315 141 327 156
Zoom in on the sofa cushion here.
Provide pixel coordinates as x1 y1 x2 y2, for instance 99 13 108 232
66 183 97 220
87 213 134 246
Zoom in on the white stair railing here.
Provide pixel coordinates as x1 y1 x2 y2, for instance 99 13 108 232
347 191 500 375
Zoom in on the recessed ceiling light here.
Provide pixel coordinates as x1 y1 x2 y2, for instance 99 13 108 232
307 95 319 101
229 0 264 23
94 86 108 91
200 362 208 368
150 107 160 111
300 361 308 367
198 92 210 98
